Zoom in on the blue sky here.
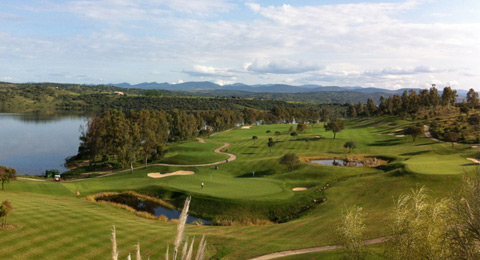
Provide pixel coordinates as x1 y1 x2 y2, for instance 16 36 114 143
1 0 479 90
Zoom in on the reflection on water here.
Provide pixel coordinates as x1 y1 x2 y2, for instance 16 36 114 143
310 159 364 167
97 194 210 225
0 113 85 175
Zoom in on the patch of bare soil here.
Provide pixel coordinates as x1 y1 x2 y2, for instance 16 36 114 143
0 224 17 230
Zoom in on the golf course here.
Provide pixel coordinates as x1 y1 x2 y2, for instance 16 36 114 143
1 116 478 259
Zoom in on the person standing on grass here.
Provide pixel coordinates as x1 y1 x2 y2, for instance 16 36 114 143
201 182 204 189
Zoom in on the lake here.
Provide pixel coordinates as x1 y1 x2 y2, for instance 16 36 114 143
0 113 85 175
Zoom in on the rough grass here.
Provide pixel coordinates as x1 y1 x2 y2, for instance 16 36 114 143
1 116 477 259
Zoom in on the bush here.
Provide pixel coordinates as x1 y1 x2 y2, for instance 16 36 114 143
279 153 300 171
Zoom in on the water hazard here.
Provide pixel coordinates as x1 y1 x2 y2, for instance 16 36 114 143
310 159 364 167
309 157 386 167
96 193 210 225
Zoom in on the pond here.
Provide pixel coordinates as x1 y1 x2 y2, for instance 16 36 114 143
96 194 210 225
310 159 364 167
309 157 386 167
0 113 84 175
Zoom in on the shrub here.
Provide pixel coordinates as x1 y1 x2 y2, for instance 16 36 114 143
279 153 300 171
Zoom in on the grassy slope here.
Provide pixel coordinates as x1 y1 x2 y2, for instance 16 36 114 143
159 141 229 165
1 116 478 259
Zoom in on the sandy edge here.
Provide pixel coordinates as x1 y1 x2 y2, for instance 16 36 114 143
241 126 252 129
466 158 480 164
148 171 195 178
292 187 308 191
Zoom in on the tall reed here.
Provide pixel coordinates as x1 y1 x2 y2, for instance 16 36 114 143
111 196 206 260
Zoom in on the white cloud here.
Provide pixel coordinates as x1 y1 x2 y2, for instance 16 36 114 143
0 12 19 21
182 65 235 77
1 76 13 81
158 0 234 16
2 0 480 90
364 66 445 77
247 59 323 74
48 0 234 23
214 79 235 86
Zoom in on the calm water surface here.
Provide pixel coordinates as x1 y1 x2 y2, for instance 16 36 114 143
310 159 364 167
97 194 210 224
0 113 85 175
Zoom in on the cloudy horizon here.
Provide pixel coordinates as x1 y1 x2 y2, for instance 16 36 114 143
1 0 479 90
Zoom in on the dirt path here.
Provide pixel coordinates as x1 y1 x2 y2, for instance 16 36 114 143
196 137 206 143
247 237 390 260
66 142 236 182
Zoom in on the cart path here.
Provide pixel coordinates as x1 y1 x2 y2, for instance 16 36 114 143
17 177 46 182
65 142 235 182
424 125 461 145
150 142 235 167
423 125 444 143
247 237 390 260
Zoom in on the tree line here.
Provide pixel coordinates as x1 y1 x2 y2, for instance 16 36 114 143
0 82 347 115
76 106 337 171
346 86 479 119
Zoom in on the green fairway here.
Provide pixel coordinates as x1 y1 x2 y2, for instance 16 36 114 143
159 141 229 165
1 117 478 259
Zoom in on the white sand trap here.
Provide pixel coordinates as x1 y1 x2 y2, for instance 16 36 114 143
314 136 321 138
241 126 252 129
472 146 480 149
395 135 405 137
292 187 308 191
467 158 480 164
148 171 195 178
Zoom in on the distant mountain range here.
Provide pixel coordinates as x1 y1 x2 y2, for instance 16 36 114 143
112 81 467 104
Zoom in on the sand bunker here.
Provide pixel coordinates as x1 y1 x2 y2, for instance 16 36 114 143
148 171 195 178
395 135 405 137
467 158 480 164
292 187 308 191
472 146 479 149
241 126 252 129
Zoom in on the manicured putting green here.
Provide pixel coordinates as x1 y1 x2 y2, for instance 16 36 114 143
156 172 291 200
404 154 475 175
